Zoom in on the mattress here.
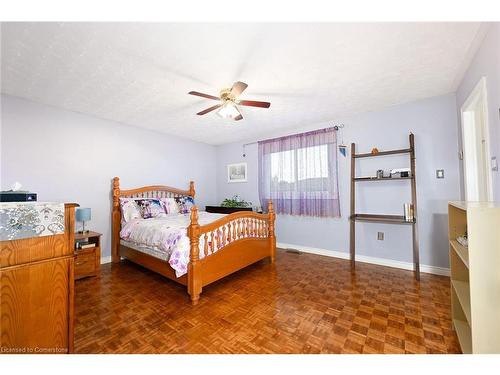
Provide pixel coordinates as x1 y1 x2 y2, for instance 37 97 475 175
120 212 226 277
120 239 170 262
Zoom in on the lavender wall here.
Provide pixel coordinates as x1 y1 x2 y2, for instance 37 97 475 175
216 94 461 269
456 23 500 201
1 93 463 269
0 94 218 259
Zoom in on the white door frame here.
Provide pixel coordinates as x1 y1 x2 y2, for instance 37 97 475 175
460 77 493 201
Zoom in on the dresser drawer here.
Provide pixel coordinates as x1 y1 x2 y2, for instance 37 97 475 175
1 257 71 351
75 248 97 279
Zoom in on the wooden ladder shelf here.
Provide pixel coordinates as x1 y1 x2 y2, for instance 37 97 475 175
349 133 420 280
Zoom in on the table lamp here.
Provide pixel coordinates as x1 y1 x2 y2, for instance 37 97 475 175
76 208 91 233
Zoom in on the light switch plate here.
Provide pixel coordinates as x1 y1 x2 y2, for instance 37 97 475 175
492 156 498 172
436 169 444 179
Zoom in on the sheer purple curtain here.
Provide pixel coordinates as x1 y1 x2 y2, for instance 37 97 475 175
258 127 340 217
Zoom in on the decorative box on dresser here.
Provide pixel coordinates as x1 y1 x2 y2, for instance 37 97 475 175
74 231 101 280
448 201 500 354
0 202 78 354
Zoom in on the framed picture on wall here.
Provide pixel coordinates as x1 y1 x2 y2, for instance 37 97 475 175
227 162 247 183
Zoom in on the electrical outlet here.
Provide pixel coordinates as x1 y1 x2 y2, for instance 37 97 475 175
377 232 384 241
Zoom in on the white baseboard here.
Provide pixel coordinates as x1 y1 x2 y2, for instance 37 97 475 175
277 242 450 276
100 256 112 265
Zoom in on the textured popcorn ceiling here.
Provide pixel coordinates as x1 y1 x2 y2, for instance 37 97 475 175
1 22 481 145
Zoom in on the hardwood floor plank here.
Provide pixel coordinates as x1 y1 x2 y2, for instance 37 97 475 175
74 250 460 354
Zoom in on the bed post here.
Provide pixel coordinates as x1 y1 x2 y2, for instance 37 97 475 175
189 181 195 198
268 200 276 263
187 206 202 305
111 177 121 263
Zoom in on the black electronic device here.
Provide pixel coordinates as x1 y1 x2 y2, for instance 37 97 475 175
0 191 38 202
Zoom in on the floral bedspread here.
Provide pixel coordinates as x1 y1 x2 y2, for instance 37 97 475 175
120 212 225 277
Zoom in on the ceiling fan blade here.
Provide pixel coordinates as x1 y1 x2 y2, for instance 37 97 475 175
188 91 220 101
230 81 248 97
197 104 222 115
234 114 243 121
237 100 271 108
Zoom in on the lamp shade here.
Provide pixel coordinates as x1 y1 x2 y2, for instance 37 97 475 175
75 208 91 222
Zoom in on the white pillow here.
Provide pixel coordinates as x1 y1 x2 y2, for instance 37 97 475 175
160 198 179 214
119 198 141 223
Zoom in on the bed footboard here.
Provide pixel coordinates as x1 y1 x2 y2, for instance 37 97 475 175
187 201 276 305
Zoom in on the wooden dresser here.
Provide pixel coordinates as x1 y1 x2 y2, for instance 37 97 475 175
0 202 78 354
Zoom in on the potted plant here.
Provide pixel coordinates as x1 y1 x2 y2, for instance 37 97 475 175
220 195 252 208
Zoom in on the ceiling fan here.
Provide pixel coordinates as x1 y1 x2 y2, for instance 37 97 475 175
188 81 271 121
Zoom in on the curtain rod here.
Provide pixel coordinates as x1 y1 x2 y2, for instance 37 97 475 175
242 124 344 148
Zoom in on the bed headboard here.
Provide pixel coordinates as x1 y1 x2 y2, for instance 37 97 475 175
111 176 195 262
112 177 195 200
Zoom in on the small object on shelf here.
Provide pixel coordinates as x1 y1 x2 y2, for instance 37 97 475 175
76 207 92 233
456 235 468 248
75 239 89 249
391 168 411 178
371 147 379 155
80 243 96 249
403 203 415 222
376 169 384 179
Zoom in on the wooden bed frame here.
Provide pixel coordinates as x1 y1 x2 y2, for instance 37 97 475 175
111 177 276 305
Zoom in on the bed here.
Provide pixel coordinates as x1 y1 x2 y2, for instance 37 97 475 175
111 177 276 305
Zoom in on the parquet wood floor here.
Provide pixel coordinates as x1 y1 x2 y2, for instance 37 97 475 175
74 250 461 354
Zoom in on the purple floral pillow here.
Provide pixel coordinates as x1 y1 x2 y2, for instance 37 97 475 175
174 196 195 214
135 199 167 219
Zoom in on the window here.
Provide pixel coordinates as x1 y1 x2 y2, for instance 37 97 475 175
258 128 340 217
270 144 329 192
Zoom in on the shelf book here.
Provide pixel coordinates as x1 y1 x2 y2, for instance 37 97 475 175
448 201 500 353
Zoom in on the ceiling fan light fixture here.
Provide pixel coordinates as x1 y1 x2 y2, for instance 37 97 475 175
188 81 270 120
216 101 240 119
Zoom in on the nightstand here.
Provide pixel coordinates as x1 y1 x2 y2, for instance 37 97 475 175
74 231 101 280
